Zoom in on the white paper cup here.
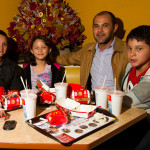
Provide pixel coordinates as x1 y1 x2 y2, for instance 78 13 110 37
54 83 68 99
20 89 36 96
107 90 124 116
94 86 110 109
21 93 37 119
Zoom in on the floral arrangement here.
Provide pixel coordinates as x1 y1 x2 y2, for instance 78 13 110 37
7 0 86 53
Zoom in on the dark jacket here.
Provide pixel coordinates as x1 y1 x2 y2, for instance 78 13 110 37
0 58 23 92
22 63 63 89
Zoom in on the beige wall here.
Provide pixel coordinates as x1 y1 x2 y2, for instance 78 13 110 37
66 0 150 43
0 0 20 33
1 0 150 44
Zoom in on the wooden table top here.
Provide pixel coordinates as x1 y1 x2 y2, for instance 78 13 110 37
0 105 147 150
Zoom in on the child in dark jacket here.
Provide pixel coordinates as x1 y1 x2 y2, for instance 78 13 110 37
0 30 22 92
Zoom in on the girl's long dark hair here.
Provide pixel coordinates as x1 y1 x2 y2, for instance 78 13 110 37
25 35 59 66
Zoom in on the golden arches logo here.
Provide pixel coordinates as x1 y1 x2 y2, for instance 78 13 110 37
53 110 61 115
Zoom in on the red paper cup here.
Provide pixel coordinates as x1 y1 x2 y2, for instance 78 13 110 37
0 86 4 100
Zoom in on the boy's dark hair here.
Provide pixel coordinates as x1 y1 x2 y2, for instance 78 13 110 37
93 11 116 26
126 25 150 46
25 35 59 65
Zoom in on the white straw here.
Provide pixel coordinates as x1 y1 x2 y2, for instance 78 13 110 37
25 79 28 89
20 76 26 90
114 78 117 94
62 71 67 83
102 75 106 89
20 76 28 98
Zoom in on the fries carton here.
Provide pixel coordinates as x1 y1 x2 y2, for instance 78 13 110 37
55 97 97 119
55 97 80 122
71 104 97 118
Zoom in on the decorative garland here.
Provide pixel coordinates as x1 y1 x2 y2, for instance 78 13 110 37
7 0 86 53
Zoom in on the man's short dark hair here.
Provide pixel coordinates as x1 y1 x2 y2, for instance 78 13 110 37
93 11 116 26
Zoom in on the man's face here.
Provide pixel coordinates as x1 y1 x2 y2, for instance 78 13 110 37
93 14 117 45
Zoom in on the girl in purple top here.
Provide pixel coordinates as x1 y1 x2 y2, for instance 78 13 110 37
22 35 63 93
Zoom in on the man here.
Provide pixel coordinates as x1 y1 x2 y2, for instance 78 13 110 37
56 11 128 90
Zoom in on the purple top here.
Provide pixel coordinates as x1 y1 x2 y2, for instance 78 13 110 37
30 64 52 92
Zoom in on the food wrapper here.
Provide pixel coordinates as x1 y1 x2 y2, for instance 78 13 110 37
71 90 90 104
38 92 56 104
46 110 68 125
7 90 20 95
1 94 22 110
0 108 6 121
35 80 56 104
35 79 50 92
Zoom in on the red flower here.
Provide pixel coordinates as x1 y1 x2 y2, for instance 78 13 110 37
51 38 57 44
9 22 16 29
67 7 73 14
50 26 56 34
33 17 41 25
30 2 37 11
68 24 73 31
48 15 54 21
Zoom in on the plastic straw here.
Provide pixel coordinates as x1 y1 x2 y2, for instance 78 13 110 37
20 76 26 90
62 71 67 83
114 78 117 94
102 75 106 89
25 79 28 89
20 76 28 98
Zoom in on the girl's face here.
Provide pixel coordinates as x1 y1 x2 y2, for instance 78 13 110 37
0 35 7 58
127 39 150 71
31 39 51 61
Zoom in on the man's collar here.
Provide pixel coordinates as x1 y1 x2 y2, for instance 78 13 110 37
95 37 116 52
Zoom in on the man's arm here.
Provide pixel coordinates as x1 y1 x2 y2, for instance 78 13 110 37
56 50 81 66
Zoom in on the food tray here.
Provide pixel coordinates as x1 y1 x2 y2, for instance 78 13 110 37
26 107 117 146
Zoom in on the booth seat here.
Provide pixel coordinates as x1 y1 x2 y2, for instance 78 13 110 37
64 65 80 84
